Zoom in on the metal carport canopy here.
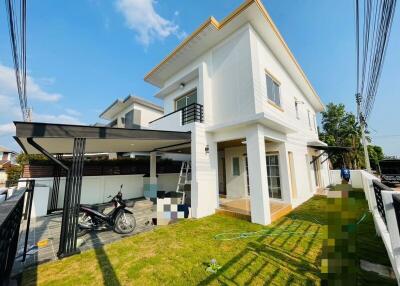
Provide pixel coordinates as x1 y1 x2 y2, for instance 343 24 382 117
13 121 191 154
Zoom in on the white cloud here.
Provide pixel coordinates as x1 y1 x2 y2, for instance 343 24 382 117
33 112 84 125
0 123 15 137
65 108 82 117
115 0 186 46
0 64 85 148
0 64 61 102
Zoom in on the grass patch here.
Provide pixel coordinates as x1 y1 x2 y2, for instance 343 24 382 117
21 194 395 285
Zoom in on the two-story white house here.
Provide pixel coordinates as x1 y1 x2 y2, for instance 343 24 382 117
145 0 330 225
12 0 330 226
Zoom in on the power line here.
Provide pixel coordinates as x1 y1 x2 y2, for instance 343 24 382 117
359 0 397 122
5 0 29 122
355 0 397 172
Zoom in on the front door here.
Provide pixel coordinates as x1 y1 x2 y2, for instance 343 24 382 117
266 154 282 199
312 155 322 187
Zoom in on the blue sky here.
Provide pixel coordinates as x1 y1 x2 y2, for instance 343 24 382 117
0 0 399 155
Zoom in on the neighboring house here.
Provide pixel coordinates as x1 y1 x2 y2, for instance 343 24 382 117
98 95 190 161
0 146 18 187
99 95 164 129
144 0 330 225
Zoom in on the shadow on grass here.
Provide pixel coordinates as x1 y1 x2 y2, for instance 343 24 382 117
198 216 320 286
89 233 121 286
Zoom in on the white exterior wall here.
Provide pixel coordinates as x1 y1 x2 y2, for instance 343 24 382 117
249 26 319 141
20 173 180 213
190 123 219 218
109 102 163 128
330 170 367 189
210 25 255 125
134 104 163 127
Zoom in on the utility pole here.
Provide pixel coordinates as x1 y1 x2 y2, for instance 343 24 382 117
356 93 371 172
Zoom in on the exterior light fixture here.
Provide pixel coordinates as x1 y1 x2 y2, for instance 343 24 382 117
205 145 210 154
179 83 185 89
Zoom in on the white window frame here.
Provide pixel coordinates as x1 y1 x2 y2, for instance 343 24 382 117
175 89 197 111
266 153 282 199
295 98 300 119
265 71 281 108
307 110 312 130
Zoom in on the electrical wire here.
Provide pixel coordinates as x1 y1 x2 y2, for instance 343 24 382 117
356 0 397 123
5 0 29 121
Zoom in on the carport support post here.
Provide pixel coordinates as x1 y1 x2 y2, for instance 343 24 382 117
246 125 271 225
58 138 86 258
150 152 157 195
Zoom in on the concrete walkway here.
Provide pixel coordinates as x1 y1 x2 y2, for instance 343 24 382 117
12 198 155 275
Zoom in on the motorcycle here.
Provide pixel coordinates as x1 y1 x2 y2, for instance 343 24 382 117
77 184 136 237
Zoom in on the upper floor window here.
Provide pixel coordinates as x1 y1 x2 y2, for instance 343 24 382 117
313 115 317 131
307 110 312 129
175 89 197 110
266 72 280 107
294 99 300 119
125 110 134 128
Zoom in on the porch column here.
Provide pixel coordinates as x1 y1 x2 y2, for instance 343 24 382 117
278 143 292 204
149 152 158 198
246 124 271 225
191 124 218 218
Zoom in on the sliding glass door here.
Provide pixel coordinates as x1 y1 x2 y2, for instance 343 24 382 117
266 154 282 199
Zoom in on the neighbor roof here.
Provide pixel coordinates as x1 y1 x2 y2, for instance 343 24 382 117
99 95 163 120
144 0 324 112
0 145 16 153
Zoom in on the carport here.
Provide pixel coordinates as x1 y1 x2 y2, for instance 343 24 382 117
13 121 191 259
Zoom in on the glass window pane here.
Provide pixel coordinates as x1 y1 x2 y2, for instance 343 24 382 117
266 76 274 101
266 154 282 199
176 97 186 110
232 157 240 176
187 90 197 105
273 82 280 106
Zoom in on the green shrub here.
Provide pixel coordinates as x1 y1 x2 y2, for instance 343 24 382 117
5 164 23 187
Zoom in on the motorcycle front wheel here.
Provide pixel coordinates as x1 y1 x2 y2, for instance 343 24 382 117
77 212 90 237
114 211 136 234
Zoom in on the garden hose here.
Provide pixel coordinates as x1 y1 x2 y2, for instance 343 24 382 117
214 213 368 241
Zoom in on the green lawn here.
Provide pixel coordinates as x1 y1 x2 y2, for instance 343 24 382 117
21 193 396 286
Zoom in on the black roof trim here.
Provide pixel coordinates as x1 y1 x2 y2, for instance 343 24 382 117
14 121 191 140
307 145 352 152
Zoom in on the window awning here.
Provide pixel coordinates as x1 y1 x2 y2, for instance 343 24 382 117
307 144 352 152
14 121 191 154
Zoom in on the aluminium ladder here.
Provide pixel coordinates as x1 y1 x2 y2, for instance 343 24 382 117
176 161 191 204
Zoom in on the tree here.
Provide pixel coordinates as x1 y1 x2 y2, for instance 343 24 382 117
319 103 383 170
368 145 384 171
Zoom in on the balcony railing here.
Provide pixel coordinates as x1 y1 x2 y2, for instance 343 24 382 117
149 103 204 126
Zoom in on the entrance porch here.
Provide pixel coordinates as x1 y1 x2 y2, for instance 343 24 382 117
215 124 293 225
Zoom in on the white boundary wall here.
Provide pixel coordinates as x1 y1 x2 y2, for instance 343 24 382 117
19 173 180 214
331 169 400 283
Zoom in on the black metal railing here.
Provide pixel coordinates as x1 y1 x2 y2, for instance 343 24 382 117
373 180 393 225
181 103 203 125
149 103 204 126
392 194 400 235
0 180 35 283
